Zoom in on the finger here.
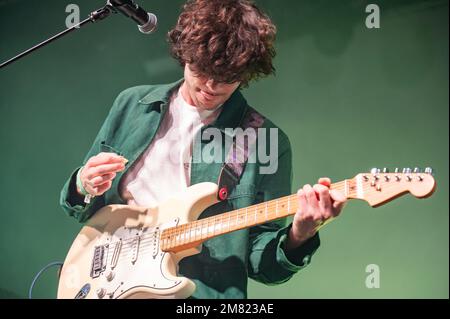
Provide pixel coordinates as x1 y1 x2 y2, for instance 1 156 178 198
87 152 127 168
296 189 308 216
303 184 320 214
318 177 331 187
95 180 113 196
89 173 116 187
330 189 347 216
330 189 347 203
313 213 324 224
313 184 332 219
86 163 125 179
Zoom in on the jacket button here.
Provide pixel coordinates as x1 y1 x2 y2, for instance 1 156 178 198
302 255 311 265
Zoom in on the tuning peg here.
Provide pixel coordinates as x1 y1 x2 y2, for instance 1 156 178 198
425 167 434 175
382 168 389 173
413 167 421 173
394 168 400 173
371 168 381 175
403 168 412 174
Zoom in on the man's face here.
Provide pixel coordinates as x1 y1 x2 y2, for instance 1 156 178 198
180 63 241 111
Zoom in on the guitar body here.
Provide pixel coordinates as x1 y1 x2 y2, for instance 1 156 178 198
57 182 219 299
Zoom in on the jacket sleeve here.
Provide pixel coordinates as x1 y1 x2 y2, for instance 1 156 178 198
59 90 129 223
247 133 321 285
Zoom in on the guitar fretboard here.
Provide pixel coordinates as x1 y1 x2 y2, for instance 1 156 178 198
160 180 355 252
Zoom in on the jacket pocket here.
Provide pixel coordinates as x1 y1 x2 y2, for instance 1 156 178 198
227 183 256 211
228 183 256 200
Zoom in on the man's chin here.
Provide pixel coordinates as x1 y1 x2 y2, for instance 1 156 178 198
197 96 221 110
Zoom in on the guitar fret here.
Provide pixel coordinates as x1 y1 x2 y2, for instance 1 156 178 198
287 197 291 213
214 216 221 235
185 224 189 243
209 217 215 236
179 225 184 244
202 220 208 239
245 207 248 227
183 224 187 244
190 223 196 242
183 224 188 244
276 200 278 217
265 202 268 221
196 221 201 241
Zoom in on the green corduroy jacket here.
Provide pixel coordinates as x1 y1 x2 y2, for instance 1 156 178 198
60 79 320 298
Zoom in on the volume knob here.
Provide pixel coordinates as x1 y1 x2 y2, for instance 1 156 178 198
106 271 115 282
96 288 106 299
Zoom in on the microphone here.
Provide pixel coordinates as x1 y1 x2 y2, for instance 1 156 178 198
108 0 157 34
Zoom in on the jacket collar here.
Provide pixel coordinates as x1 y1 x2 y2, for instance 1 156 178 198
138 78 249 131
138 78 184 105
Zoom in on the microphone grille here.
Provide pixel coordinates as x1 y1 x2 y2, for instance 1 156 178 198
138 13 157 34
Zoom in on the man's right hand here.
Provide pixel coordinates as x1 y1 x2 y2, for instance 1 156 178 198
77 152 128 197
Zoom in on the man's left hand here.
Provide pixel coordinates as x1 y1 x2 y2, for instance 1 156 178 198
286 177 347 250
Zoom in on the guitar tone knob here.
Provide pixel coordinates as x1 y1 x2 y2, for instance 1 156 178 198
96 288 106 299
106 271 115 282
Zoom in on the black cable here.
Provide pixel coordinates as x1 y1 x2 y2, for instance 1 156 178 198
29 261 64 299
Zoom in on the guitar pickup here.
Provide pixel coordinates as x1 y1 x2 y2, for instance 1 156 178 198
130 236 140 264
90 245 108 278
110 240 122 269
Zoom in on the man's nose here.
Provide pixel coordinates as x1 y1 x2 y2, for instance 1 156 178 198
205 78 218 90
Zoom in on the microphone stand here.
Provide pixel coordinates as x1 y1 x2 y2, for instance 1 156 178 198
0 5 115 69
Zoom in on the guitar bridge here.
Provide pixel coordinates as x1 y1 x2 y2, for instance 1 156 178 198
90 245 108 278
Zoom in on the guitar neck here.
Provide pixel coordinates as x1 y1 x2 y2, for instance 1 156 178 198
160 179 355 253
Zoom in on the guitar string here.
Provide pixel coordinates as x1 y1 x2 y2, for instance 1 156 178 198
105 179 404 264
103 176 428 254
114 180 423 253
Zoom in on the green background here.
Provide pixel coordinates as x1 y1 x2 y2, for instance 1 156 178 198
0 0 448 299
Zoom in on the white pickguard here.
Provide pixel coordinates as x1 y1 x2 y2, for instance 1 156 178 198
93 219 180 299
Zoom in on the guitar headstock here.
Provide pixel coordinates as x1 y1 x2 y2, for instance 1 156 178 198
351 167 436 207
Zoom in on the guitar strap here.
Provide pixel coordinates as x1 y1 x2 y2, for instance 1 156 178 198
217 106 265 201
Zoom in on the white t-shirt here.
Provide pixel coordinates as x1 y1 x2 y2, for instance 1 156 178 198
119 87 222 207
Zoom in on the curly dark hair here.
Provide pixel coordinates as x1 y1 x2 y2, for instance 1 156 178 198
167 0 276 87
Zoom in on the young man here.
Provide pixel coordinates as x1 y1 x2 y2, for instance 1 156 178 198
60 0 346 298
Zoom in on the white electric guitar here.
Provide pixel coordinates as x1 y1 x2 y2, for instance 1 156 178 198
57 168 436 299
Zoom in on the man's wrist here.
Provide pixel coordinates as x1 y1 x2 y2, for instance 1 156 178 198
76 167 88 196
285 225 314 251
76 166 95 204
